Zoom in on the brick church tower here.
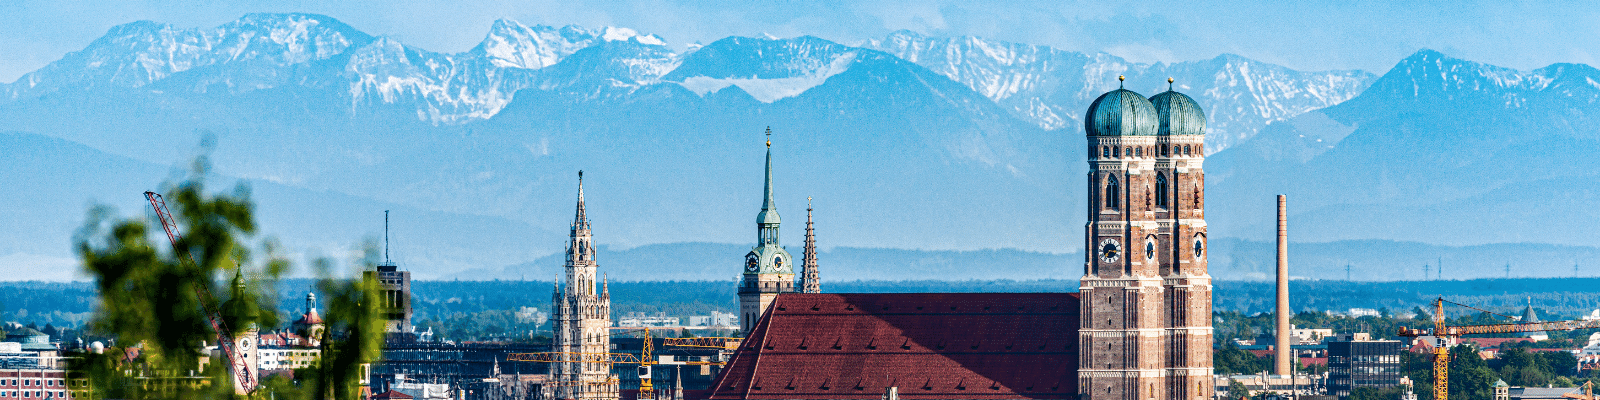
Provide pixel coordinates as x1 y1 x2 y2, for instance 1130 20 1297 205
1079 77 1212 400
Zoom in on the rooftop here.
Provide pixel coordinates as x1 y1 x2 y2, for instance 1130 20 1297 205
707 293 1081 400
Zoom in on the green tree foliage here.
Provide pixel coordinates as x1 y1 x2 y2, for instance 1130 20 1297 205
1352 386 1413 400
1449 344 1498 400
1214 343 1270 374
1226 379 1249 400
1403 349 1437 400
70 154 383 400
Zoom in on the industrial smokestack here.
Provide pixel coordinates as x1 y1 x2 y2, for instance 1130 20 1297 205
1275 195 1292 376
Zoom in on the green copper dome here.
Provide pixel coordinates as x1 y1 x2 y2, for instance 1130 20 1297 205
1150 90 1207 136
1085 88 1158 137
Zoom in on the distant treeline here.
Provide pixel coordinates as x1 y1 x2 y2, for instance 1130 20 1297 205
6 278 1599 328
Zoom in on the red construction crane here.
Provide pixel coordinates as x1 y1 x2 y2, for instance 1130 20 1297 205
144 191 257 394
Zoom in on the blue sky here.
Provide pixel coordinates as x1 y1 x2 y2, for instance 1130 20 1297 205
2 1 1597 84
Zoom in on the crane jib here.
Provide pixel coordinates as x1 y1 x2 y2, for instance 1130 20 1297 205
144 191 258 393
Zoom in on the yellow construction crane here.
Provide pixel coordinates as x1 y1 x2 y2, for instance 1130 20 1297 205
662 337 742 351
509 328 734 399
1399 298 1600 400
1561 381 1594 400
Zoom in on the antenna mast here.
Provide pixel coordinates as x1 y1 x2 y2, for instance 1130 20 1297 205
384 210 393 266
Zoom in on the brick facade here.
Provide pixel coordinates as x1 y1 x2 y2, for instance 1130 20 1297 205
1080 84 1213 400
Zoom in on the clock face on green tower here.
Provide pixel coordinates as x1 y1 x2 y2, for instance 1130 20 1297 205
745 255 759 272
774 256 784 272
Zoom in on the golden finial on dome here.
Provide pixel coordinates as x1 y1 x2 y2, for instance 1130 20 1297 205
1118 75 1125 88
1168 77 1174 90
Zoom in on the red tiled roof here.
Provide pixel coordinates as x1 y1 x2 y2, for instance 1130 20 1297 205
706 293 1081 400
1464 338 1533 348
1299 357 1327 366
373 389 414 400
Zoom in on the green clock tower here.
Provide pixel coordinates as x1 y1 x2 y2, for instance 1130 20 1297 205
739 128 795 336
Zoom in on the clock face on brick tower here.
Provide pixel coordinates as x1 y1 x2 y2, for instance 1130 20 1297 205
1098 239 1121 263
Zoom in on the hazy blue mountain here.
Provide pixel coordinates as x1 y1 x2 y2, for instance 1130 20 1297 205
0 131 556 280
867 30 1376 152
1206 50 1600 246
2 14 1597 282
449 242 1084 282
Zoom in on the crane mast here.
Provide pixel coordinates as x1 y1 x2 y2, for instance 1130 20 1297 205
144 191 257 394
1400 298 1600 400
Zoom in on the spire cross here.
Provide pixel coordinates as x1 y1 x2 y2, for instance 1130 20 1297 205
765 126 772 147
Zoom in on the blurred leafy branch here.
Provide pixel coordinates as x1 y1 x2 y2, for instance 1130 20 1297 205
71 148 384 399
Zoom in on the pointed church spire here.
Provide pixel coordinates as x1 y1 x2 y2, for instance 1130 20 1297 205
802 197 820 294
760 127 778 220
756 128 781 245
574 170 589 231
673 366 684 400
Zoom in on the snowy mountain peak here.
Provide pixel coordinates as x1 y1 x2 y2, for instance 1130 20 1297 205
600 27 666 46
472 19 600 70
867 31 1373 152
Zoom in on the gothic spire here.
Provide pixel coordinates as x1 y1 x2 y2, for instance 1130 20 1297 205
802 198 820 293
574 170 589 231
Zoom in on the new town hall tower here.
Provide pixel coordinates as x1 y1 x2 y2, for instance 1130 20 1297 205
1079 78 1213 400
550 172 619 400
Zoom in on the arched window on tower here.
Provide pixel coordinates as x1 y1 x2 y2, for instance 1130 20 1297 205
1184 145 1191 156
1102 146 1110 158
1135 147 1143 157
1155 173 1168 208
1113 147 1120 158
1105 176 1120 211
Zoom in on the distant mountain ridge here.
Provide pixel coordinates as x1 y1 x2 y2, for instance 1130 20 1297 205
866 30 1375 152
2 14 1598 281
1204 50 1600 245
4 14 1372 145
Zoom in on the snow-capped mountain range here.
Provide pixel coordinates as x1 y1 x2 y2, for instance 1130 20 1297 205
4 13 1371 151
867 31 1374 152
4 13 1598 281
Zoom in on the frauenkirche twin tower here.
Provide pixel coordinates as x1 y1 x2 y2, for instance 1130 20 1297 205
1079 76 1214 400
